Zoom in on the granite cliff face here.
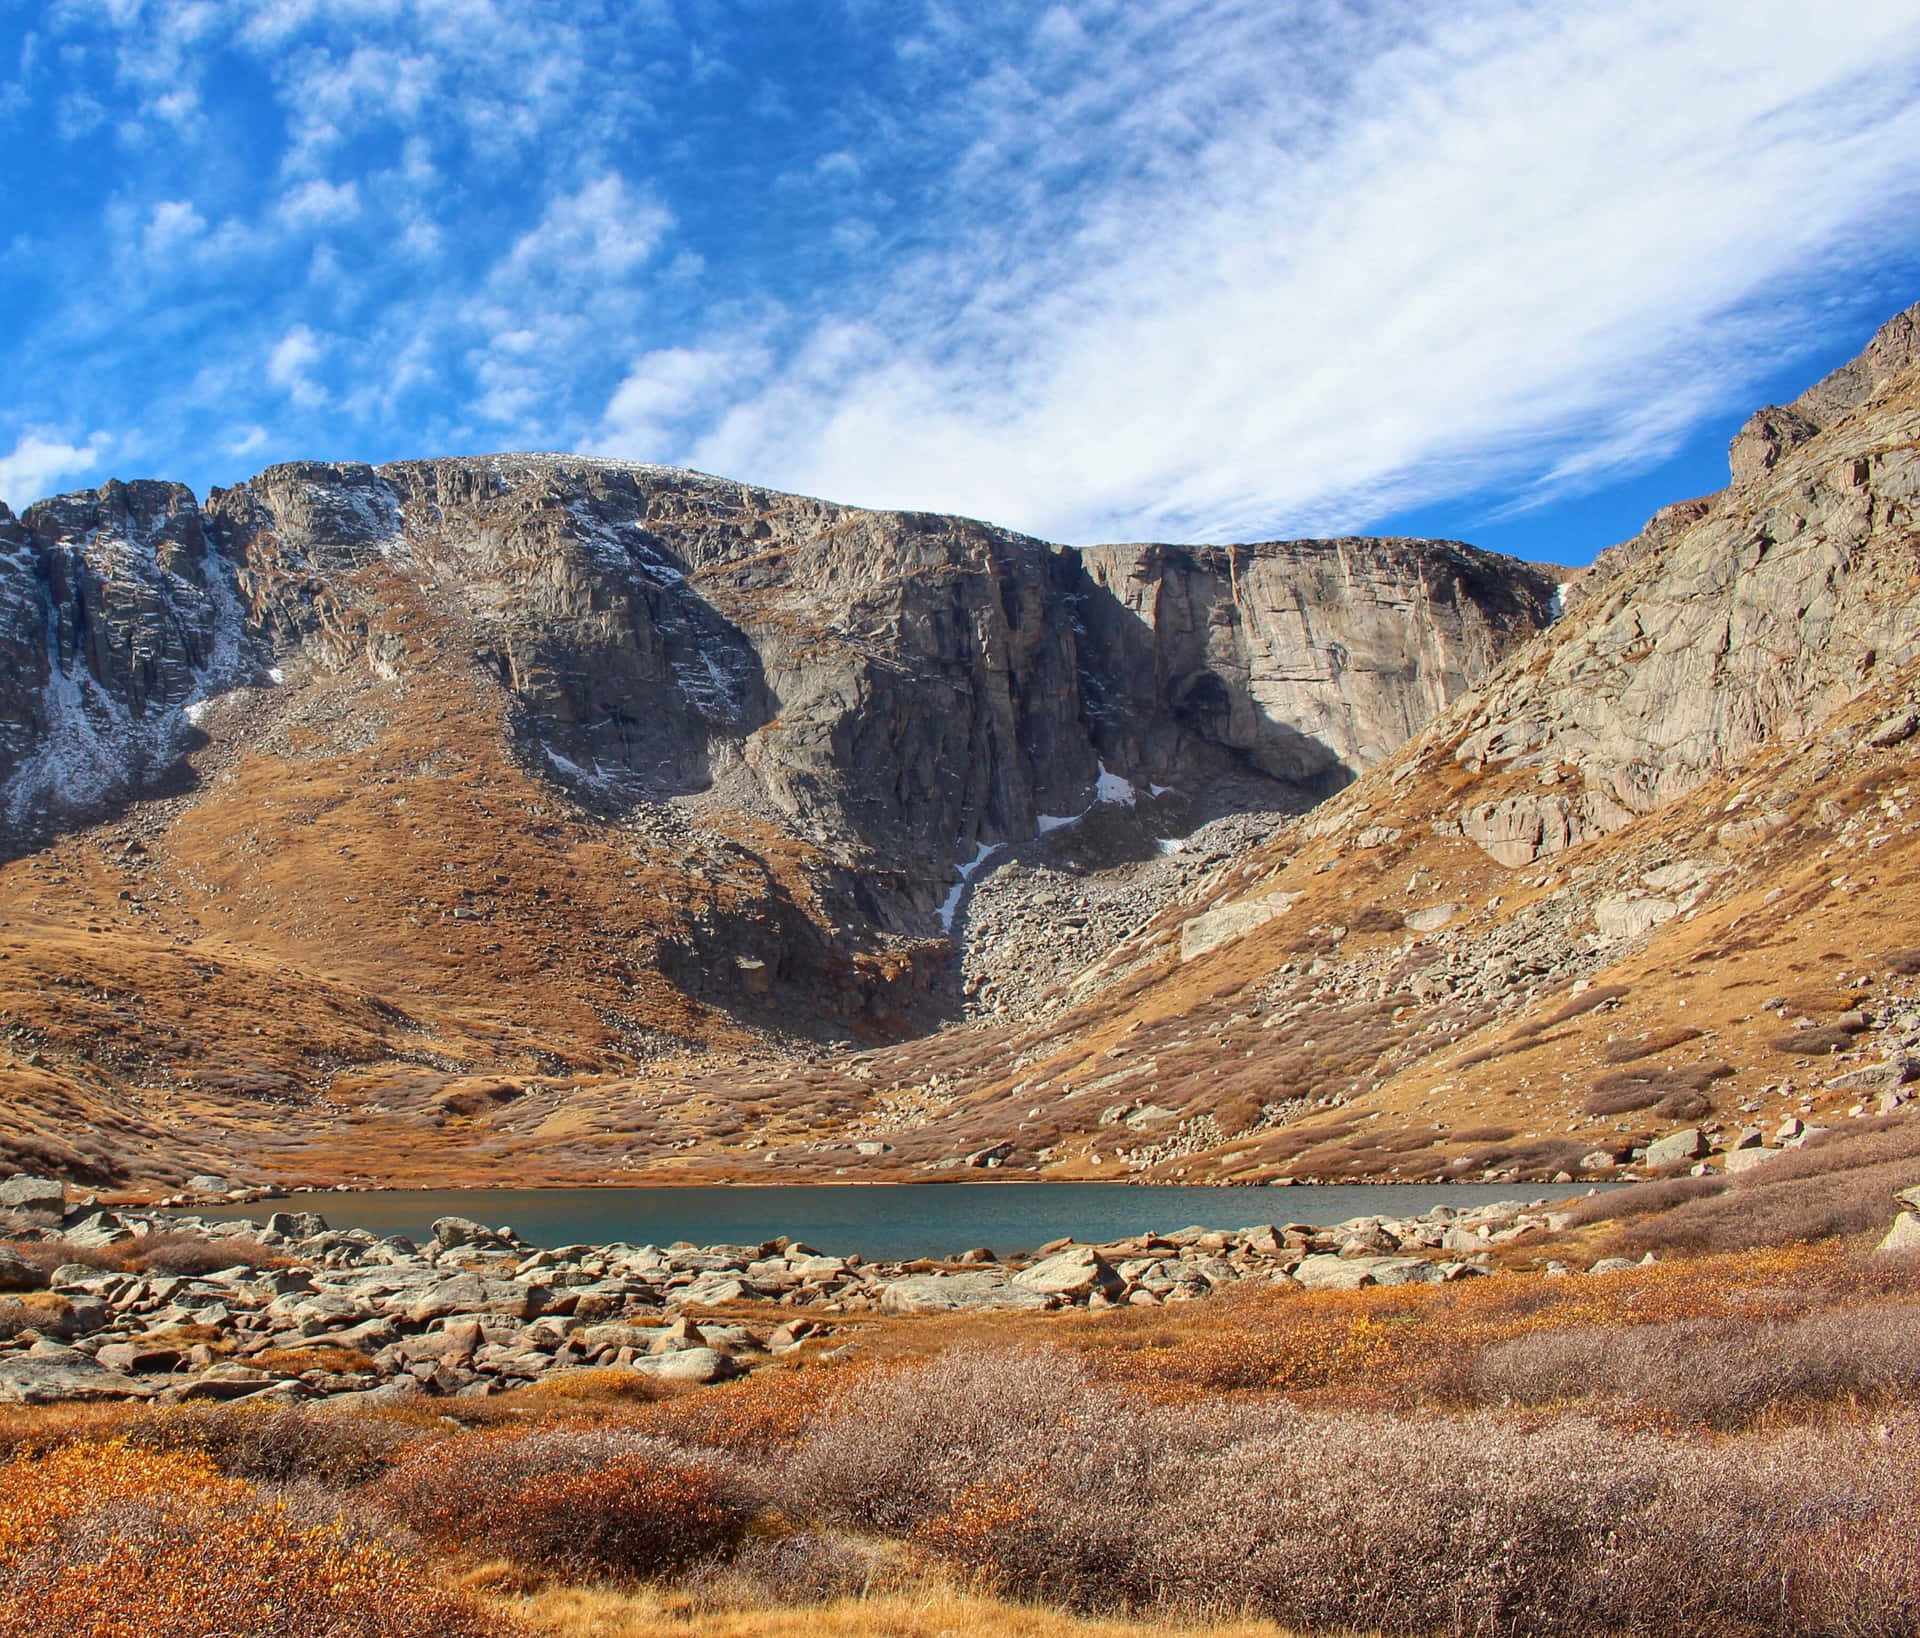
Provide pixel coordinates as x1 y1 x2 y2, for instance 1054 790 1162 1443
0 458 1555 1186
1455 300 1920 867
0 482 262 839
0 459 1554 925
1076 538 1547 794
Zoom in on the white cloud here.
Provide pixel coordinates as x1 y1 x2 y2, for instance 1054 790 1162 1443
278 176 360 226
498 174 670 285
607 0 1920 543
467 174 674 425
0 431 109 511
267 323 328 406
596 343 770 460
142 198 206 257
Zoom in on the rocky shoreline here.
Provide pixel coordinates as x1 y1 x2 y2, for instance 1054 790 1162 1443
0 1174 1603 1407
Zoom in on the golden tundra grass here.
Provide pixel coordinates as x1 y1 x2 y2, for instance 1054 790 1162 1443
503 1582 1304 1638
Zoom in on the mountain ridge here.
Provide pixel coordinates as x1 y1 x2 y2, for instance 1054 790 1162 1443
4 299 1917 1196
0 451 1553 1188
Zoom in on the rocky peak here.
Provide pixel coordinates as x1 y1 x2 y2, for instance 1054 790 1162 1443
0 459 1555 931
1444 298 1920 871
1729 298 1920 488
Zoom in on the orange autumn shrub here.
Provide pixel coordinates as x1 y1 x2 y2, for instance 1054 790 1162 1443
1077 1241 1917 1417
627 1362 854 1457
0 1440 502 1638
374 1428 759 1581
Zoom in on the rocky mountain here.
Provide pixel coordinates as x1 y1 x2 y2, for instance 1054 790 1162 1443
11 298 1916 1201
812 296 1920 1193
0 456 1552 1186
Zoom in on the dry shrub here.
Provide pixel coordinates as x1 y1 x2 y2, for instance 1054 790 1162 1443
1510 984 1631 1039
0 1440 500 1637
1469 1302 1920 1427
1346 905 1406 935
1450 1124 1515 1143
123 1232 279 1276
1547 981 1631 1021
679 1530 905 1607
1603 1026 1703 1064
4 1242 121 1278
248 1343 376 1376
1884 949 1920 976
1653 1088 1714 1121
1584 1060 1730 1117
788 1345 1920 1637
375 1427 758 1580
1611 1116 1920 1255
1464 1137 1591 1178
126 1403 413 1487
786 1349 1088 1534
631 1365 848 1458
1556 1175 1726 1228
508 1368 669 1407
1770 1027 1860 1056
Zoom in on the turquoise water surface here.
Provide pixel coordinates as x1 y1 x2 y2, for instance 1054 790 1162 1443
188 1180 1600 1260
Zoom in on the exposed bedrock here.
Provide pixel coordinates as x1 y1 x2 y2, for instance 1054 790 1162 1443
0 457 1555 920
1454 299 1920 867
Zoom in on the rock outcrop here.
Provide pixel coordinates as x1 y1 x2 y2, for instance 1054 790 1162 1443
1 459 1555 924
0 482 262 839
1451 299 1920 866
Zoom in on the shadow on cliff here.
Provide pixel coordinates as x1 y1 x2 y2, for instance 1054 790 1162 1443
1068 560 1355 814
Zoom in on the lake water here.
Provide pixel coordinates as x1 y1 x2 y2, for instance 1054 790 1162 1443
186 1181 1604 1261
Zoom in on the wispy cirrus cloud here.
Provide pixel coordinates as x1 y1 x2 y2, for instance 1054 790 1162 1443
599 0 1920 543
5 0 1920 558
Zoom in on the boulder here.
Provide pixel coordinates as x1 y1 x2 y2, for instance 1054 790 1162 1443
1012 1247 1123 1300
1876 1212 1920 1256
406 1275 551 1324
1825 1058 1920 1093
1645 1128 1710 1167
1865 710 1918 749
95 1342 184 1374
266 1211 330 1239
430 1216 506 1250
169 1364 281 1402
0 1349 155 1403
0 1249 47 1292
1722 1146 1782 1174
636 1347 744 1385
672 1276 748 1306
0 1176 65 1215
61 1212 132 1249
1291 1254 1438 1290
1594 895 1679 941
878 1273 1049 1315
1179 891 1305 962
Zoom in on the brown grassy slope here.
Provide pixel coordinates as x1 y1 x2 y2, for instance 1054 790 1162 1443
0 560 937 1189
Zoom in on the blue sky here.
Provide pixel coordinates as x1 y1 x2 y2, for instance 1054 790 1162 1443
4 1 1920 565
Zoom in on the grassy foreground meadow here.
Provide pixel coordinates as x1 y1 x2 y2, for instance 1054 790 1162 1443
4 1118 1920 1638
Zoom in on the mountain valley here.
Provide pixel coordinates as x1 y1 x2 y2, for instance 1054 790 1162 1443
3 302 1919 1200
